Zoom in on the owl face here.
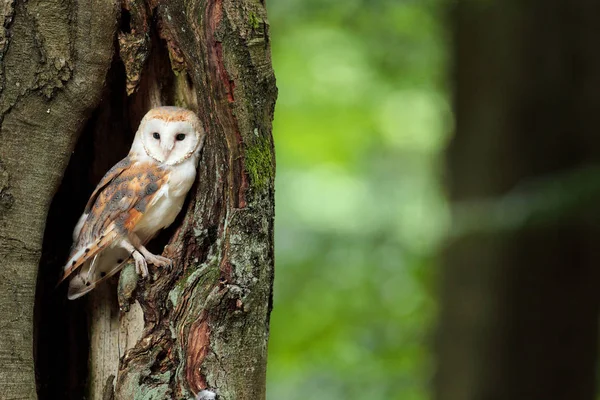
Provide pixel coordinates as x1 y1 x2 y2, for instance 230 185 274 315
134 107 204 165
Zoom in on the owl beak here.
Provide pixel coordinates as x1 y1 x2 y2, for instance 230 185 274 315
162 141 174 152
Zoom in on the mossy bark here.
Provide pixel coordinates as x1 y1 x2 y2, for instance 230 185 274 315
437 1 600 399
1 0 276 399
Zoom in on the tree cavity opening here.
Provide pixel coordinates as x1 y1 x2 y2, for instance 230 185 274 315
33 25 190 399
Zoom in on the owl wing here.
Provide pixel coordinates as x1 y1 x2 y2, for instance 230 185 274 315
59 160 169 284
85 156 133 214
72 156 132 241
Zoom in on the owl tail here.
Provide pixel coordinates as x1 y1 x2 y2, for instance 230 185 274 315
67 247 131 300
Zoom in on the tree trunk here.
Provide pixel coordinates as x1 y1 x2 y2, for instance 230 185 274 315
437 1 600 399
0 1 117 398
2 0 276 399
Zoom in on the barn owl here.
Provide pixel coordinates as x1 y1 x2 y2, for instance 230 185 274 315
60 106 205 300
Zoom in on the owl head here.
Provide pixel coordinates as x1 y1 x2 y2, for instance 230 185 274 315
131 106 205 165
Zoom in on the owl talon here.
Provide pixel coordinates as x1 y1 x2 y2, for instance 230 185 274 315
147 254 172 269
132 251 149 278
138 246 173 270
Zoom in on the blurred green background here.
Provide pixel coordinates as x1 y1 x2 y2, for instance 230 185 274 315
266 0 451 398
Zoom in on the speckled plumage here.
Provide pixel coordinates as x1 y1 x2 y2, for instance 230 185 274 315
61 106 205 299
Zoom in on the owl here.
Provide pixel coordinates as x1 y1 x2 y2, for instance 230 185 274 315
59 106 205 300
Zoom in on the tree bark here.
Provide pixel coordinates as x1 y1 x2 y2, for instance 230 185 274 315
0 1 117 398
2 0 276 399
110 2 277 399
437 1 600 400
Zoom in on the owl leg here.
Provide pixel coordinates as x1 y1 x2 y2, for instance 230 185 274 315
119 239 149 277
132 251 149 277
129 233 173 269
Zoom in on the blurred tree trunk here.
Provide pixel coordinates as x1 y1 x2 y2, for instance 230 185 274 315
437 1 600 400
2 0 276 399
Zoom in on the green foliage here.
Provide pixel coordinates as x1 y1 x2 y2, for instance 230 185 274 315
267 0 449 399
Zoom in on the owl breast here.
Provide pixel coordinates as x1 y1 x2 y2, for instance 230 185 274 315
134 159 197 241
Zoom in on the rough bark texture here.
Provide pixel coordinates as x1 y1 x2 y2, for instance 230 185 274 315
110 1 277 399
0 1 117 398
437 1 600 399
2 0 275 399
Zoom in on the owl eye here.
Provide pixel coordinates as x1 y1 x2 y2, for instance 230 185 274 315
176 133 186 141
152 132 160 140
